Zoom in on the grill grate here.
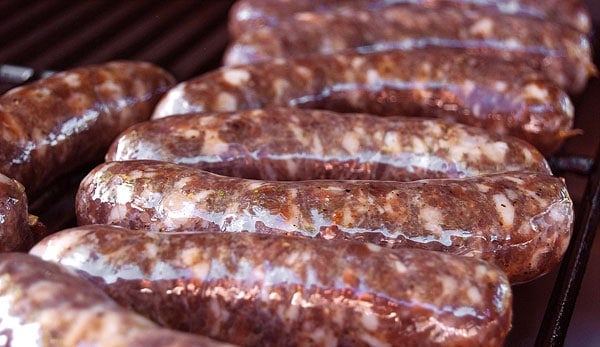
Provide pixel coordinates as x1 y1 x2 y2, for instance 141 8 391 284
0 1 598 345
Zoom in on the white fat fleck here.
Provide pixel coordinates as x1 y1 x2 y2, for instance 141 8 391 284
222 69 250 86
361 310 379 332
291 291 314 308
366 69 382 85
100 79 122 94
164 192 199 220
308 328 338 347
476 184 491 193
394 260 407 274
469 17 494 36
481 141 508 163
419 205 443 234
182 128 201 138
215 92 238 111
114 184 134 205
467 286 483 304
494 81 508 92
524 83 549 102
341 133 360 154
383 131 400 150
462 80 476 95
359 332 391 347
63 73 81 87
493 193 515 227
366 242 382 253
440 275 458 297
351 57 366 69
411 137 428 153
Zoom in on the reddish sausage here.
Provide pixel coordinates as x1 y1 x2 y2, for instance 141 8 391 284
75 160 573 283
0 61 175 196
0 173 45 251
224 4 593 94
108 108 551 181
228 0 591 36
31 225 513 346
0 252 235 347
152 48 575 155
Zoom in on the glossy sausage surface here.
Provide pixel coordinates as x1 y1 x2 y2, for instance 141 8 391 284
76 160 574 283
228 0 591 36
0 60 175 196
0 252 234 347
153 49 574 155
225 3 593 94
108 108 551 181
31 225 513 347
0 173 45 252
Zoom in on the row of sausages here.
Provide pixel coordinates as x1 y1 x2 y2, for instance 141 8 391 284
0 0 593 345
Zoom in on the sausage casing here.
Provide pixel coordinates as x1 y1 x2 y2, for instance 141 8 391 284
224 4 593 94
0 252 234 347
228 0 591 36
108 108 551 181
31 225 513 347
0 61 175 196
76 160 573 283
0 173 45 252
152 49 574 155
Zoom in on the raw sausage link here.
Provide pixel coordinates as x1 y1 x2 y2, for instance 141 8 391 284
31 225 513 347
0 60 175 196
152 48 574 155
224 4 593 94
0 252 235 347
0 173 45 252
76 160 574 283
228 0 591 36
107 108 551 181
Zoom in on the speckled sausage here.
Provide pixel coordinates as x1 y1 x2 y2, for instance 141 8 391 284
0 61 175 196
228 0 591 36
0 173 45 252
108 108 551 181
0 252 235 347
76 160 573 283
31 225 513 346
153 48 575 155
224 4 593 94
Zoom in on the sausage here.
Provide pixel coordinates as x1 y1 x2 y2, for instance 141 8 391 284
75 160 573 283
0 173 45 252
228 0 591 36
107 108 551 181
224 4 593 94
0 60 175 196
0 252 235 347
30 225 513 346
152 48 574 155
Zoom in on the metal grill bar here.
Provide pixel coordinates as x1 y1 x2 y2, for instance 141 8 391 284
536 149 600 346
